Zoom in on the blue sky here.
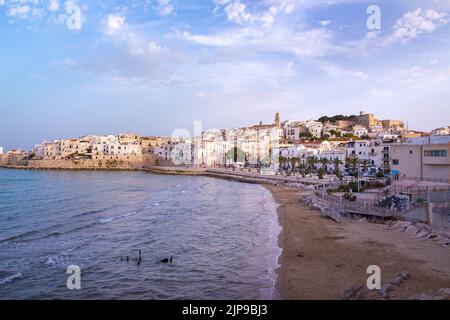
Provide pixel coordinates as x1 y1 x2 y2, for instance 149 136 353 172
1 0 450 150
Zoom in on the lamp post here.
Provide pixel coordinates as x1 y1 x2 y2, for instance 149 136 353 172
358 160 361 193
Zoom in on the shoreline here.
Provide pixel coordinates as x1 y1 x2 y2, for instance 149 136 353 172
266 184 450 300
2 165 449 299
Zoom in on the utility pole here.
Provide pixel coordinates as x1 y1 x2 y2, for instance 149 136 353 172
358 160 361 193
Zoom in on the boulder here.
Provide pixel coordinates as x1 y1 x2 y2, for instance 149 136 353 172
438 288 450 296
392 221 413 231
409 293 446 300
416 230 430 239
379 284 396 296
343 286 365 300
390 273 409 286
405 225 421 235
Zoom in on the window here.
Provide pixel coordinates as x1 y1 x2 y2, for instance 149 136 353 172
424 150 447 157
392 159 399 165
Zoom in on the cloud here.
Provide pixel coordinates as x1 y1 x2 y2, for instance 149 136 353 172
377 65 450 89
384 8 448 45
104 13 127 36
322 62 369 81
156 0 173 16
48 0 59 12
183 26 339 59
7 5 31 19
214 0 296 26
320 20 331 26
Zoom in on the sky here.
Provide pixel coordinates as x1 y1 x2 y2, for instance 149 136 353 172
1 0 450 150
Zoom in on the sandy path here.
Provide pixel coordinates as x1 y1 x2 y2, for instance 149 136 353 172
267 186 450 300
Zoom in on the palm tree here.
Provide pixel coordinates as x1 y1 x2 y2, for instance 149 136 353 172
307 156 318 174
347 156 359 176
361 159 370 173
320 158 329 172
278 156 286 172
333 158 343 177
291 157 300 174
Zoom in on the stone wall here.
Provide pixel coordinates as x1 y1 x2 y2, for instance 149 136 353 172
26 154 157 170
0 154 9 166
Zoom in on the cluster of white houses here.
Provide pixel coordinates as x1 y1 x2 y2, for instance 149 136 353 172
2 112 449 183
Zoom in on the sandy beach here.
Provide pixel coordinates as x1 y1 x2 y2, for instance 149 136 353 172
267 185 450 300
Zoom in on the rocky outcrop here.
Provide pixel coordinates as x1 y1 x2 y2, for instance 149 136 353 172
343 271 410 300
388 221 450 248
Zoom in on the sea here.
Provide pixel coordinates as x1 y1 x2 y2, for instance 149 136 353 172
0 168 281 300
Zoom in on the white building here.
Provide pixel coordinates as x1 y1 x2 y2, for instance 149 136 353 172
0 147 3 154
322 122 340 137
285 126 301 141
317 149 347 172
32 144 44 158
347 140 383 168
305 121 324 138
353 125 368 137
43 141 62 159
91 135 142 156
432 126 450 136
61 138 91 158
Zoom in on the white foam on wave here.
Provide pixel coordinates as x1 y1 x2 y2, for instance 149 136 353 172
0 272 23 285
45 257 55 265
99 210 137 224
260 187 283 300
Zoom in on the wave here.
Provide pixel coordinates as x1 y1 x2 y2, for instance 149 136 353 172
45 257 55 265
72 205 118 218
0 230 39 244
0 272 23 285
98 210 138 224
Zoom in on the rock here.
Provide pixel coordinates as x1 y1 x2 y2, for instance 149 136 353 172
380 284 396 295
405 225 421 235
416 230 430 239
434 235 448 243
392 221 412 231
386 271 409 287
409 293 446 300
343 286 365 300
427 233 438 239
438 288 450 296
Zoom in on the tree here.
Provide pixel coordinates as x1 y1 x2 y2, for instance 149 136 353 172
278 156 287 171
291 157 300 174
346 156 359 176
320 158 329 171
333 158 343 177
361 159 371 173
307 156 319 174
299 132 314 140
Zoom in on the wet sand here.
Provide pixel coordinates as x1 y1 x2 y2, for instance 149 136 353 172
267 185 450 300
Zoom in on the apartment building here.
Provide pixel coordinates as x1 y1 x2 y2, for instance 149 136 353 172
347 140 383 168
61 139 91 158
43 141 62 159
390 136 450 182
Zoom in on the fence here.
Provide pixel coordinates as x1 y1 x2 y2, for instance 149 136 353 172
397 176 450 184
313 190 395 221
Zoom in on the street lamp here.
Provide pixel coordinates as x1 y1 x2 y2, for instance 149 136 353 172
358 160 361 193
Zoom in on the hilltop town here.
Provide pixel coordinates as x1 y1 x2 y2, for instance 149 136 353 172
1 111 449 184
